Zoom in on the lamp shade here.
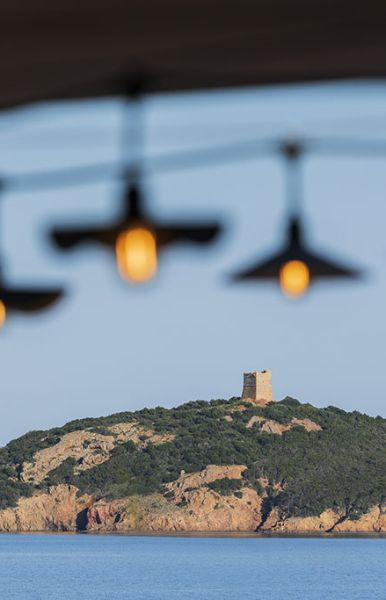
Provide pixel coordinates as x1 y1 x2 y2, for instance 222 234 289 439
232 218 361 283
51 181 221 253
0 286 63 313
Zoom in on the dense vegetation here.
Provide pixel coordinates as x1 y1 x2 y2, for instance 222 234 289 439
1 396 386 520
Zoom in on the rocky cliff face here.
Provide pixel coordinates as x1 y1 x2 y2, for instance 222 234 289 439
86 467 263 533
0 464 385 534
0 485 92 532
20 423 174 484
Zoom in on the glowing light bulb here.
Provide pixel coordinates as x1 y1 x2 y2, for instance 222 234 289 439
279 260 310 298
115 227 157 283
0 301 6 327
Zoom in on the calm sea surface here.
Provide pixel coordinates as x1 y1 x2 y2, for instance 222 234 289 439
0 534 385 599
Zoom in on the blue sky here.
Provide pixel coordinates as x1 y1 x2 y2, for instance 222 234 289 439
0 81 386 445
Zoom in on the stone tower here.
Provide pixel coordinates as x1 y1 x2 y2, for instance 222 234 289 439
241 370 273 405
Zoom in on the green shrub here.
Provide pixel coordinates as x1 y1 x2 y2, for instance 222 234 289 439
208 478 243 495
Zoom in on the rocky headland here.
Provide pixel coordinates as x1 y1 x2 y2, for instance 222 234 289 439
0 396 385 534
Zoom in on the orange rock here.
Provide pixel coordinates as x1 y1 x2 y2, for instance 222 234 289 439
0 485 92 532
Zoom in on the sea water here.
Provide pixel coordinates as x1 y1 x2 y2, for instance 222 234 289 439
0 534 384 599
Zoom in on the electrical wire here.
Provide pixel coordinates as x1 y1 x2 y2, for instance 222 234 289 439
3 135 386 193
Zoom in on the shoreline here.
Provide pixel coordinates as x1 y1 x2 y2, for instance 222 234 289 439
1 530 386 539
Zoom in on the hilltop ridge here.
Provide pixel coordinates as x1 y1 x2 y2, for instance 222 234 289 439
0 396 386 533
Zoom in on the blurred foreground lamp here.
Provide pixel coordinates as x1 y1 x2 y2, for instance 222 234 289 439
51 177 221 284
0 190 63 327
51 77 221 283
231 141 361 298
232 217 360 298
0 281 62 327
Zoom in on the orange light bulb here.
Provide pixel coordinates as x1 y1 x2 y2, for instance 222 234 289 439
115 227 157 283
279 260 310 298
0 301 6 327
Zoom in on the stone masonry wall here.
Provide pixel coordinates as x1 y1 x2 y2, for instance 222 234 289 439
242 370 273 405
